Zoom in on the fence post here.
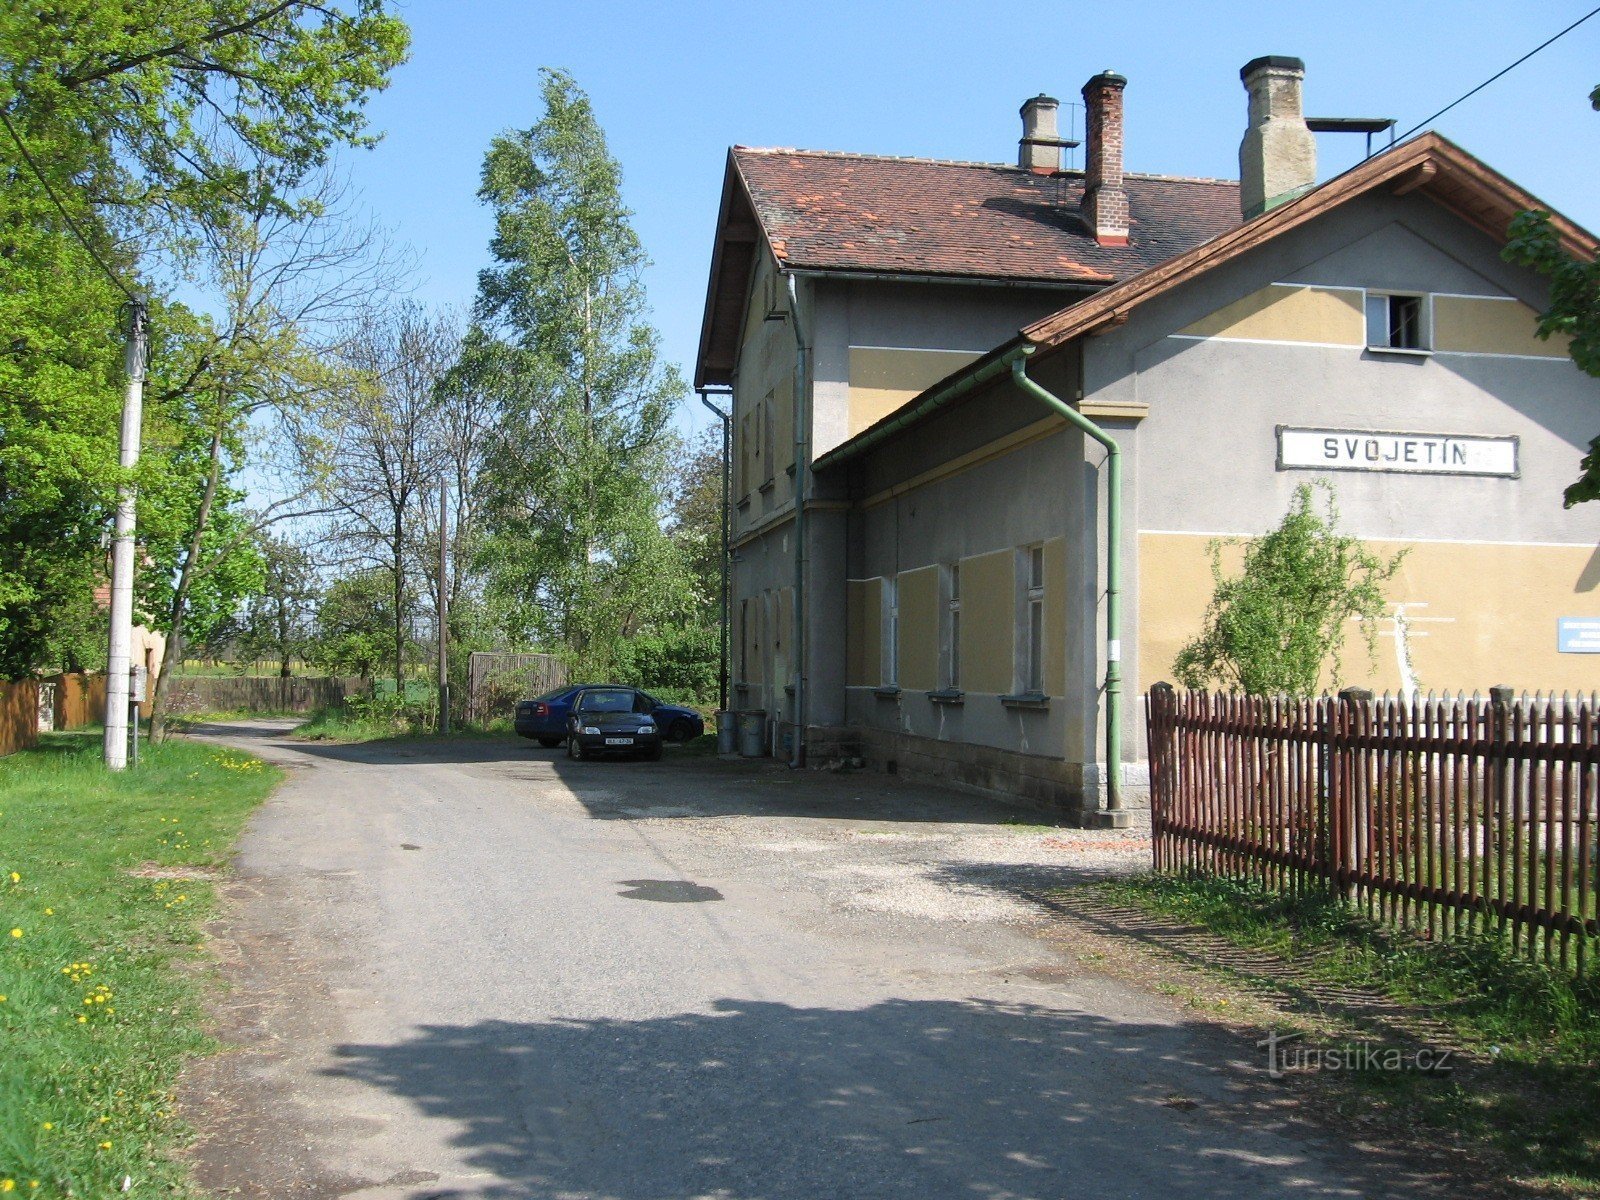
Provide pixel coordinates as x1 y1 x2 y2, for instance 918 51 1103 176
1334 688 1371 899
1488 684 1514 938
1148 682 1175 871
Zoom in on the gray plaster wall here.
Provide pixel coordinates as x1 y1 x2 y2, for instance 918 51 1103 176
1084 190 1600 545
809 278 1082 458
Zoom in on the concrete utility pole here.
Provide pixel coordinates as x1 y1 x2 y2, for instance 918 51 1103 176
104 295 149 770
437 482 450 736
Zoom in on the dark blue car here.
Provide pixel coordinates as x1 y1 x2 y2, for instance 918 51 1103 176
514 684 704 747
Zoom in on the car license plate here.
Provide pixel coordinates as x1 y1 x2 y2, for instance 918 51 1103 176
605 737 633 746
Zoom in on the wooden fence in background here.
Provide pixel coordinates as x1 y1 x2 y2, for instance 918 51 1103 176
161 675 364 715
45 672 107 731
1147 684 1600 975
0 679 39 756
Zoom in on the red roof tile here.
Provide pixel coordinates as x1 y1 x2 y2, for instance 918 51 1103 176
732 147 1242 284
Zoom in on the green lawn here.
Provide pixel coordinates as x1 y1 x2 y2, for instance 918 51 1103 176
1100 872 1600 1195
0 732 280 1198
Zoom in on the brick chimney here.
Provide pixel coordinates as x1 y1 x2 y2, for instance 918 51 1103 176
1018 94 1066 172
1239 55 1316 219
1080 71 1129 245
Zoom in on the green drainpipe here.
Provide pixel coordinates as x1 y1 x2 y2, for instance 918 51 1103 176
1009 351 1124 816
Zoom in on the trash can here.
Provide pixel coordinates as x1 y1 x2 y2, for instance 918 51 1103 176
737 710 767 758
714 710 738 756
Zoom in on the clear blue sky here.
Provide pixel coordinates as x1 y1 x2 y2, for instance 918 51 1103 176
343 0 1600 435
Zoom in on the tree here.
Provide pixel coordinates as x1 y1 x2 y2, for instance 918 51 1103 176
234 535 320 677
1172 483 1404 696
1 3 409 223
1501 83 1600 507
308 568 412 680
670 427 725 613
0 4 409 679
457 69 687 674
312 303 457 691
141 163 401 739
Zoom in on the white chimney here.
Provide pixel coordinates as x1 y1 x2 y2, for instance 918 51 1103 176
1019 94 1064 172
1239 56 1316 219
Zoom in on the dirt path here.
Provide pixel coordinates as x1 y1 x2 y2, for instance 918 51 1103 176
180 721 1451 1199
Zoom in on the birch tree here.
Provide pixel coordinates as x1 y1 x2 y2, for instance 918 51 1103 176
457 68 686 672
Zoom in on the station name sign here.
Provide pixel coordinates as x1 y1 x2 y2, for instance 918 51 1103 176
1277 426 1519 478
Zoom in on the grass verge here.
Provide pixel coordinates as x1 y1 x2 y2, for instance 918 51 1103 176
1099 872 1600 1195
0 732 281 1198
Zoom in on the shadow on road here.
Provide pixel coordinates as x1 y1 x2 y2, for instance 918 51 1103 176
319 995 1450 1200
193 719 1063 829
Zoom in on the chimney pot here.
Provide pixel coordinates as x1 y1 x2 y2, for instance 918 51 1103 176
1019 93 1063 172
1239 56 1316 219
1081 71 1129 245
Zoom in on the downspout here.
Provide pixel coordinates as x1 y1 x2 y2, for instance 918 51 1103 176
697 390 732 712
785 273 807 768
1009 349 1124 815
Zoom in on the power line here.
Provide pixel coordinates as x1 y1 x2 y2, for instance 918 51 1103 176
0 108 138 302
1393 4 1600 143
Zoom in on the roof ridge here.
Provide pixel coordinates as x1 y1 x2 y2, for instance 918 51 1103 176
734 146 1016 171
733 146 1236 186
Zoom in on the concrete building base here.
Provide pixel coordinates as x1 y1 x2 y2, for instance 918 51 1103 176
804 724 1148 827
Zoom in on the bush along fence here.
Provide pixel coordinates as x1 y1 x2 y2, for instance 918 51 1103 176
1146 684 1600 975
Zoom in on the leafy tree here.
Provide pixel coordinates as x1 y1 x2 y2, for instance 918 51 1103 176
1 3 409 221
1173 483 1404 696
670 427 725 612
0 4 409 679
456 69 687 676
233 535 320 677
1501 83 1600 507
309 568 413 679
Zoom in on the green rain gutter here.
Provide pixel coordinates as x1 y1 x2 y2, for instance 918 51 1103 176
811 340 1035 472
811 338 1126 816
1009 349 1124 815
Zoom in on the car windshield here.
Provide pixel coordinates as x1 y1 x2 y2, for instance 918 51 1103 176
577 690 634 714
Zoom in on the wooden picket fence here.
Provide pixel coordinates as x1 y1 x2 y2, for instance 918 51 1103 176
1147 684 1600 975
0 679 40 757
46 672 107 731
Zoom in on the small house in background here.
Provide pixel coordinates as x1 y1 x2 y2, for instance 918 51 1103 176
695 56 1600 825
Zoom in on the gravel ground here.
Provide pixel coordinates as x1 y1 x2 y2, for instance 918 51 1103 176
175 721 1452 1200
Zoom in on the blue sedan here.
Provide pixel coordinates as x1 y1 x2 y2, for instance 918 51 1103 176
514 684 705 747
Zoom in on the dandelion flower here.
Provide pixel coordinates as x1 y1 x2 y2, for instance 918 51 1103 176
0 995 6 1003
9 871 18 882
77 1015 87 1023
41 1123 52 1130
43 908 52 915
99 1140 112 1150
9 928 20 938
2 1179 15 1192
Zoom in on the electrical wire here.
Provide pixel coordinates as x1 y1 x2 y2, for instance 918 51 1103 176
1392 4 1600 144
0 108 139 303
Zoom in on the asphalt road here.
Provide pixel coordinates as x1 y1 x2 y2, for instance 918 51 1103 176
180 721 1444 1200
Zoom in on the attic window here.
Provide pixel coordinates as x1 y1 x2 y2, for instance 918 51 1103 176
1365 292 1428 352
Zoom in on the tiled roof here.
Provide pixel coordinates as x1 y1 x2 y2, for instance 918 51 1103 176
732 147 1242 284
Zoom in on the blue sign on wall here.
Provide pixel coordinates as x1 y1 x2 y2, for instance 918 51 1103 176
1557 618 1600 654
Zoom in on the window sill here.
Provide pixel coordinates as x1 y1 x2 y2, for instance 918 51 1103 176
928 688 965 705
786 463 797 478
1000 692 1050 710
737 495 751 510
872 686 902 700
1364 345 1432 359
783 683 796 695
759 478 776 494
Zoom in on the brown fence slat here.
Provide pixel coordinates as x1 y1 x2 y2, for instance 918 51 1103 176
1146 686 1600 976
